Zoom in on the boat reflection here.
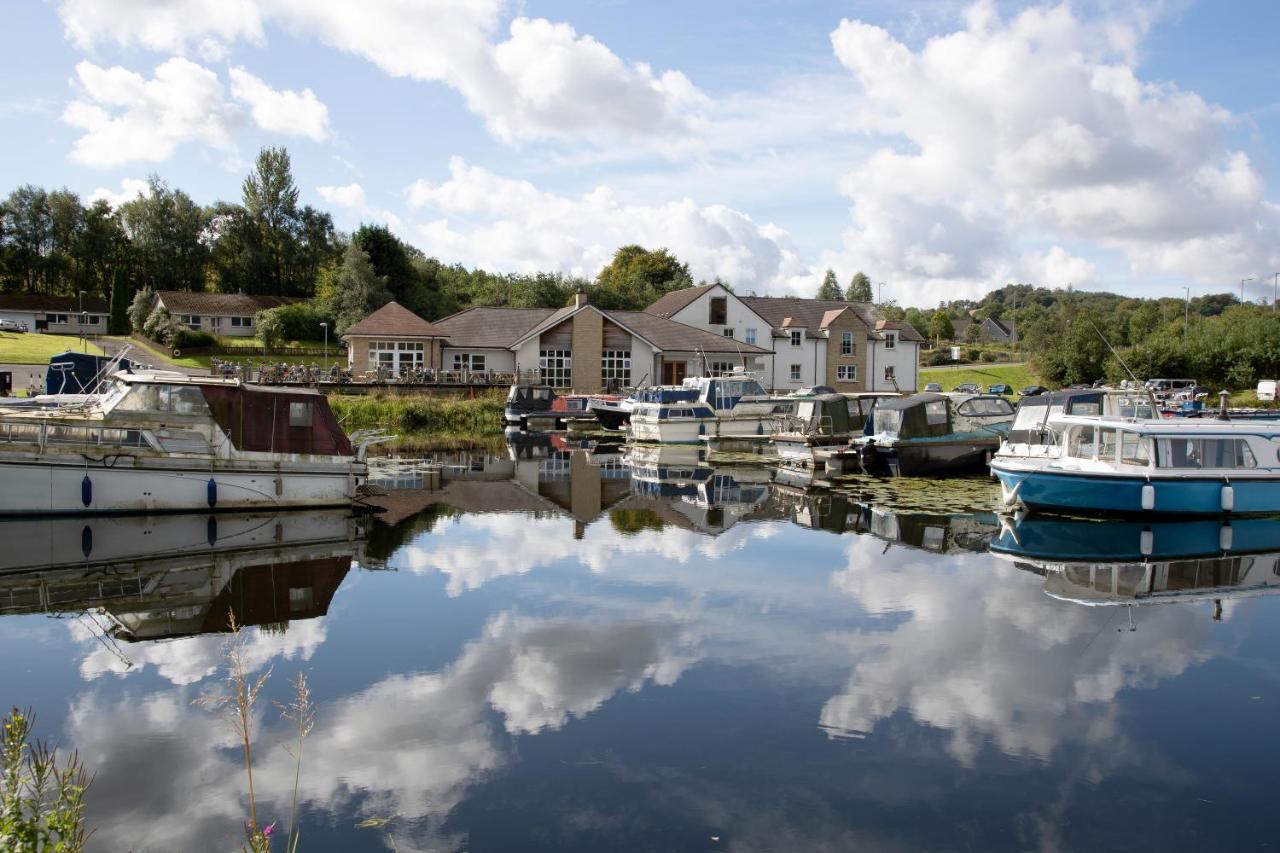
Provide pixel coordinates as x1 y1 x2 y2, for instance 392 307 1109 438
772 467 998 552
991 515 1280 611
0 510 366 641
624 444 775 534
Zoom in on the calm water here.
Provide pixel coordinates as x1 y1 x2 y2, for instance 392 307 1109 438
3 436 1280 852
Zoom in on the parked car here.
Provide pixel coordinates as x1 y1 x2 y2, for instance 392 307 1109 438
923 382 943 392
0 319 26 333
955 383 980 394
987 384 1014 395
1020 385 1047 397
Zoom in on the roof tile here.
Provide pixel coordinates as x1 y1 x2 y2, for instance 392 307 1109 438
343 301 450 338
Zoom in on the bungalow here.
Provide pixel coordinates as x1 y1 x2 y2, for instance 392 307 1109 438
343 291 772 391
645 282 924 392
154 291 301 338
953 316 1017 344
0 293 109 334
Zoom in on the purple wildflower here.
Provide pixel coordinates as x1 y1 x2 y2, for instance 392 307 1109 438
262 821 277 837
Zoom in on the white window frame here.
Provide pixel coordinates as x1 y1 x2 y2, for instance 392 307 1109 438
837 365 857 381
540 349 572 387
884 365 896 382
790 363 802 381
602 349 631 387
452 352 486 372
369 340 424 373
723 328 734 338
884 332 897 350
789 330 803 347
710 360 734 375
745 328 757 345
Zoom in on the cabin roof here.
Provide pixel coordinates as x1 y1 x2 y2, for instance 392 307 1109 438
342 301 450 338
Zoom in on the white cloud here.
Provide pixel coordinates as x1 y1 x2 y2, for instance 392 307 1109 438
62 57 239 167
824 1 1280 302
228 66 330 141
58 0 704 145
87 177 151 209
315 182 402 230
407 157 805 291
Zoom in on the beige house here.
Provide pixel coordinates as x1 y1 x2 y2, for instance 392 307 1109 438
0 294 109 334
155 291 301 337
342 302 448 374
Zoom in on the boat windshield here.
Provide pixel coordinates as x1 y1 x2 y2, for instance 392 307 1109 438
113 383 210 416
873 408 901 436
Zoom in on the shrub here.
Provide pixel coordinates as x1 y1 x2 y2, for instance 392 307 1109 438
966 348 981 361
257 302 332 346
171 329 217 349
128 288 155 332
926 350 951 366
979 350 1000 363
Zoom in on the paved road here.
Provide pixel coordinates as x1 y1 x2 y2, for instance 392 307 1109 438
921 360 1028 371
97 336 204 375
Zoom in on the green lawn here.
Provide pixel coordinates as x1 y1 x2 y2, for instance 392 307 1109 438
112 336 338 371
919 362 1044 400
0 332 104 364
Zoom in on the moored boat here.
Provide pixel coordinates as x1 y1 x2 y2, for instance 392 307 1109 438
771 392 896 465
992 414 1280 516
503 383 594 429
850 393 1016 476
0 370 371 515
628 373 786 444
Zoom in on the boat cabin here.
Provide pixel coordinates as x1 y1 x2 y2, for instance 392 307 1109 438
871 393 1014 439
1052 417 1273 473
1008 389 1156 445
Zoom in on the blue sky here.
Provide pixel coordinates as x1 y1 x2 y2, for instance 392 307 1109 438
4 0 1280 307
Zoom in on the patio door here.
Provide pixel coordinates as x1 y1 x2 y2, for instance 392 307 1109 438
662 360 687 385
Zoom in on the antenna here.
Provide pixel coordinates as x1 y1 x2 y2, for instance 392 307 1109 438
1084 316 1160 415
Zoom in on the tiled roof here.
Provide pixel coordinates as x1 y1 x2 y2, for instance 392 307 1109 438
875 320 925 342
609 311 772 354
344 301 449 338
509 305 577 346
431 306 558 348
0 293 109 313
156 290 300 315
741 296 882 335
643 282 721 318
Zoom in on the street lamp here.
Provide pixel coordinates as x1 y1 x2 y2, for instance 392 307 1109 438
1183 286 1191 338
320 322 329 374
77 290 87 352
1241 277 1255 303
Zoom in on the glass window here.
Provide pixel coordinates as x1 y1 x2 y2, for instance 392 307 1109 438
723 328 734 338
790 364 802 381
841 331 854 355
924 400 948 425
745 328 757 345
602 350 631 387
170 386 209 415
1120 432 1151 466
1068 426 1096 459
710 361 734 375
289 402 312 428
837 365 857 381
958 398 1015 416
1157 438 1258 469
884 366 895 381
884 332 896 350
708 296 727 325
790 330 802 347
540 349 572 387
1098 428 1118 461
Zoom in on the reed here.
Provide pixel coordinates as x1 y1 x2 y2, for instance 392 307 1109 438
1 707 92 851
330 392 505 434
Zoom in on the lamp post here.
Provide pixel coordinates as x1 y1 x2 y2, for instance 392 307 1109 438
1241 277 1254 304
877 282 885 305
320 322 328 373
1183 286 1190 339
77 290 86 352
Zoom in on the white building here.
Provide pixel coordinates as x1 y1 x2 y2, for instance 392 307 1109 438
155 291 302 338
0 294 108 335
645 283 922 393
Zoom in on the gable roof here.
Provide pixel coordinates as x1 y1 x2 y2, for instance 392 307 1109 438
643 282 722 318
343 301 449 338
431 306 558 348
0 293 109 313
875 320 925 342
740 297 882 335
609 311 771 354
156 290 300 315
509 304 579 347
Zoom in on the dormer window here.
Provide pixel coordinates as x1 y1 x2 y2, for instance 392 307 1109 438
790 330 802 347
884 332 896 350
709 296 727 325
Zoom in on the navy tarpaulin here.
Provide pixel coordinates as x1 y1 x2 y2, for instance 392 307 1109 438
46 351 137 394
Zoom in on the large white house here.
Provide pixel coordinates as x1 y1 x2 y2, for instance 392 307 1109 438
645 283 922 393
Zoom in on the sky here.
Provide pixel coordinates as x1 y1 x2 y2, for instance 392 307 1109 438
4 0 1280 308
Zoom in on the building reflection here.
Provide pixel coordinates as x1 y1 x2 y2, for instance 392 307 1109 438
0 511 365 640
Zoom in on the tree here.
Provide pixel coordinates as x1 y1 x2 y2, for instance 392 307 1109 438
927 310 954 343
817 269 843 300
1 185 53 293
118 177 208 292
592 245 693 311
108 268 130 334
128 288 155 333
326 243 392 334
847 271 873 302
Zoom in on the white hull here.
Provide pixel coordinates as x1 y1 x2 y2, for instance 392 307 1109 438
0 452 361 515
631 415 773 444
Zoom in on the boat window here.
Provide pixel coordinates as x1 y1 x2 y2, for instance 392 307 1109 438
170 386 209 415
924 400 948 425
1120 432 1151 466
1067 399 1101 416
1067 425 1095 459
0 423 39 443
959 398 1014 416
115 383 209 415
46 425 97 445
1097 428 1117 462
288 402 313 428
1156 438 1257 469
873 408 901 435
100 428 149 448
797 402 816 420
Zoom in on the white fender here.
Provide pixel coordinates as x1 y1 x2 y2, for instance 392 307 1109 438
1140 527 1154 557
1140 483 1155 511
1220 524 1233 552
1221 482 1234 513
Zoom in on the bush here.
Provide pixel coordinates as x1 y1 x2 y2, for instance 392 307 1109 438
966 348 982 361
171 329 217 349
258 302 331 345
979 350 1000 363
926 350 951 366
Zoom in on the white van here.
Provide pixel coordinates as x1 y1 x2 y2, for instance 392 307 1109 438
1257 379 1278 402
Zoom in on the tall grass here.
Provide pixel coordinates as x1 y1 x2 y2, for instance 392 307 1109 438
1 707 92 851
330 392 505 434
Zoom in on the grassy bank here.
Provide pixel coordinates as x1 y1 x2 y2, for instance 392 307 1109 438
0 331 103 363
919 362 1043 399
330 391 506 434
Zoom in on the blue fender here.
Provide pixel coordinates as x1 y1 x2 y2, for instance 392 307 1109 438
81 474 92 507
207 478 217 508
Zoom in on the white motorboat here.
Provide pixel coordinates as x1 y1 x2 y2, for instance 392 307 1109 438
629 372 786 443
0 368 376 515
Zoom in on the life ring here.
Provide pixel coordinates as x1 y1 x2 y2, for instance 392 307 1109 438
172 348 181 358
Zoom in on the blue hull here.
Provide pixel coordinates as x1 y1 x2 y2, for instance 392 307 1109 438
994 466 1280 516
991 516 1280 560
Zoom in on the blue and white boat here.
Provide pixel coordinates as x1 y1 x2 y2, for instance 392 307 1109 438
992 414 1280 516
628 373 785 443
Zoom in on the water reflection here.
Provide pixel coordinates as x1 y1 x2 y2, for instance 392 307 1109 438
1 443 1278 851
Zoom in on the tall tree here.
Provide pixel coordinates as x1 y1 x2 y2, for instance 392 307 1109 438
108 267 130 334
592 245 693 311
241 146 303 295
1 185 53 293
326 243 392 333
847 271 873 302
817 269 843 300
78 198 125 299
118 177 208 293
927 309 954 343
